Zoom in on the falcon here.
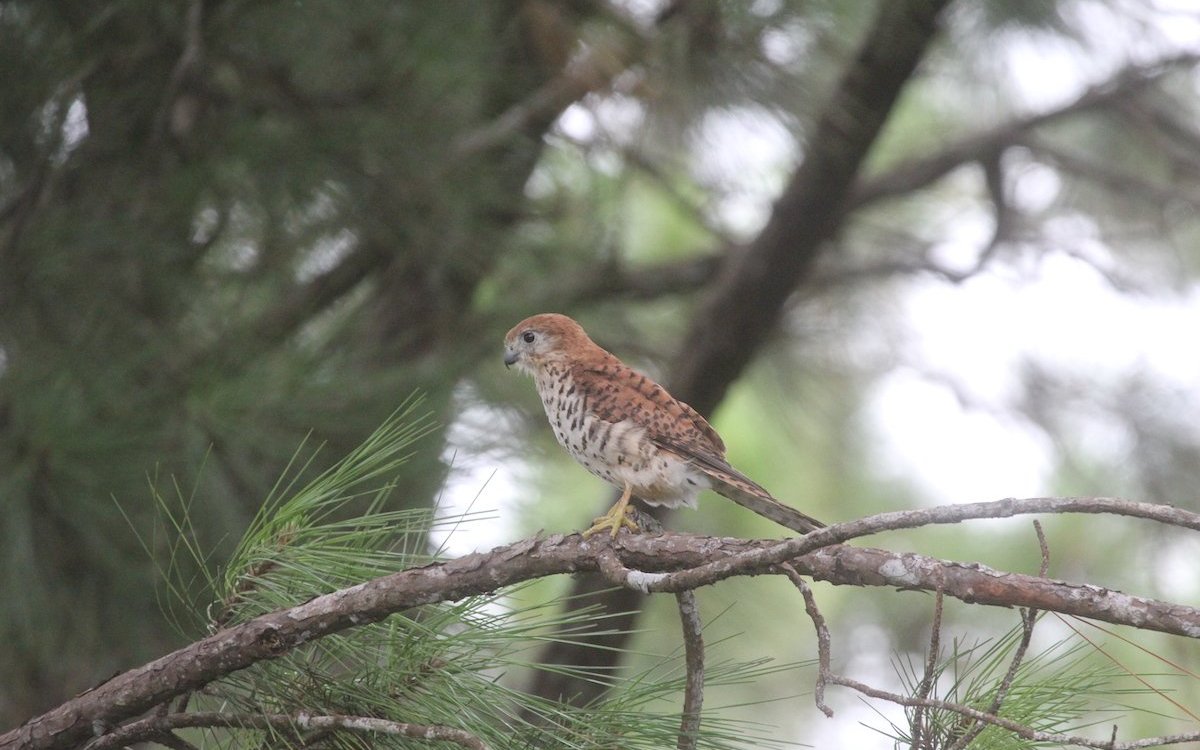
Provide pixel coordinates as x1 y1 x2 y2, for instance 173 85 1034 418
504 313 825 537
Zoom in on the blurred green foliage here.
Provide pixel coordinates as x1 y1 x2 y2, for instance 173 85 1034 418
3 0 1200 743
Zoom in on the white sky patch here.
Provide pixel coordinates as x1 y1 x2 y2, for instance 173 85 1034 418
1008 152 1062 212
691 107 796 237
432 399 523 557
59 97 90 161
998 0 1200 109
1000 34 1090 110
429 458 518 557
868 249 1200 505
1149 0 1200 48
805 624 906 748
613 0 671 28
1155 536 1200 602
557 102 598 142
760 22 810 67
869 370 1053 504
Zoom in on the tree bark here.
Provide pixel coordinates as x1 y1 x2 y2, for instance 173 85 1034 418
5 495 1197 750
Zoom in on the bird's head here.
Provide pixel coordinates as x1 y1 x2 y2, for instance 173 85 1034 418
504 313 594 376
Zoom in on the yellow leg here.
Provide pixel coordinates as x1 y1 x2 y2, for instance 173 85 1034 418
583 482 639 538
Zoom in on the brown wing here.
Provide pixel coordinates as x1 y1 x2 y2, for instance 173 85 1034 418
573 361 726 457
573 360 824 533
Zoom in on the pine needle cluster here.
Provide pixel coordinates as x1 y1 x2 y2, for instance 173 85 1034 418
135 398 798 749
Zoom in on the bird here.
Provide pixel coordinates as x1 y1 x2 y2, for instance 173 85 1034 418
503 313 825 537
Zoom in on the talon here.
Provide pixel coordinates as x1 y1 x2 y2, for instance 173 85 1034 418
583 507 638 538
583 482 637 538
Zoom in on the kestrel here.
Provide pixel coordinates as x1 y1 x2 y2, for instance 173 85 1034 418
504 313 825 537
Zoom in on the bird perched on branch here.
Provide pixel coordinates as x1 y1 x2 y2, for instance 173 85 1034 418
504 313 825 537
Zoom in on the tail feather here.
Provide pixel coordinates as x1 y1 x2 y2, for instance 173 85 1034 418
649 435 824 534
705 471 825 534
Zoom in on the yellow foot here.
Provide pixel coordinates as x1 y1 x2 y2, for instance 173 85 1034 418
583 482 637 538
583 504 639 538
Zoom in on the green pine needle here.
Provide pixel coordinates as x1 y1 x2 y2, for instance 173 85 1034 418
136 396 807 748
878 618 1173 749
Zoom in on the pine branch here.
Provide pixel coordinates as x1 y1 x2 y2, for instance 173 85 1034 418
83 711 488 750
791 523 1199 750
6 495 1199 750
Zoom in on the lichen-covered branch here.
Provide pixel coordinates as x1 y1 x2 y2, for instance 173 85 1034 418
4 496 1198 750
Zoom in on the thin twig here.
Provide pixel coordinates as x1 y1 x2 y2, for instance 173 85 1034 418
781 563 833 718
452 34 639 161
911 589 945 750
154 0 206 141
947 521 1047 750
827 672 1200 749
83 712 489 750
1034 519 1050 578
675 591 705 750
634 496 1200 595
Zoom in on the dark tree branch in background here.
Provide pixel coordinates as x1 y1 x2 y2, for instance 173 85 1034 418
0 59 100 277
451 37 631 161
849 52 1200 211
5 496 1198 750
673 0 954 414
173 242 389 376
1030 139 1200 208
153 0 206 142
556 254 723 306
453 0 676 162
547 52 1200 312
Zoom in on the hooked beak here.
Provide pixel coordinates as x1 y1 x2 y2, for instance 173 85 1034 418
504 348 519 368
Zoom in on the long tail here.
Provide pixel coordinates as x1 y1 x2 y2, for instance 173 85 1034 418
706 472 825 534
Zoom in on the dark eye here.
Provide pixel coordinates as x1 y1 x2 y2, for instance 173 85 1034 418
522 331 536 344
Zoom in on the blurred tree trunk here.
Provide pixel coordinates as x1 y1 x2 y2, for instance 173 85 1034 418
0 0 602 722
